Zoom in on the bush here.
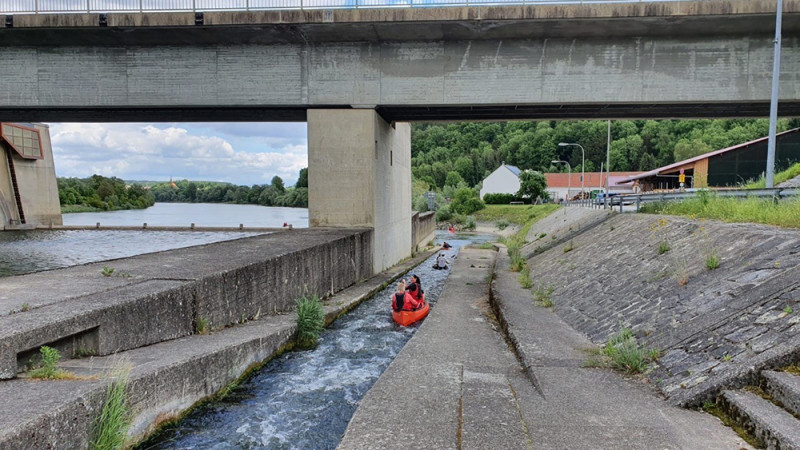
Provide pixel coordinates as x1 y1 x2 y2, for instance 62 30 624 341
451 187 485 215
296 293 325 349
495 219 510 230
483 193 520 205
435 205 453 222
463 216 476 230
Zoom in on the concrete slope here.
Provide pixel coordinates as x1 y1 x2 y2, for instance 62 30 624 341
491 249 750 449
521 206 611 258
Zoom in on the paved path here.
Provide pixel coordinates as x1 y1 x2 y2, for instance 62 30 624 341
340 246 751 449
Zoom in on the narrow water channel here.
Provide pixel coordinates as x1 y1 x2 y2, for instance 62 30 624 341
141 232 494 450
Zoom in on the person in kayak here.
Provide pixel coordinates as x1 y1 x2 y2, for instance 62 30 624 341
433 253 450 270
392 281 420 311
442 242 452 249
406 274 424 302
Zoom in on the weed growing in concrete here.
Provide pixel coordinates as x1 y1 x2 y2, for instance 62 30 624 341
705 252 720 270
495 219 510 230
20 303 30 312
722 354 732 362
28 346 68 380
784 364 800 376
784 305 794 314
101 266 115 277
195 317 209 335
478 242 495 250
563 240 575 253
507 239 525 272
296 293 325 349
538 233 547 240
533 284 555 308
657 241 670 255
517 266 533 290
702 398 764 448
591 328 657 375
75 348 98 358
91 364 131 450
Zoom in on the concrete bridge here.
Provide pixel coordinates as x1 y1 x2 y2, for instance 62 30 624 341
1 0 799 271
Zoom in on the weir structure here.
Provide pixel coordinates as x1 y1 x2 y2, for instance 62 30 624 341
2 0 800 267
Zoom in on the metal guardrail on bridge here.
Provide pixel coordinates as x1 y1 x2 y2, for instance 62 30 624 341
0 0 705 15
571 187 800 212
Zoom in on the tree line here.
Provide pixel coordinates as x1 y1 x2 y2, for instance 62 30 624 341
148 168 308 208
58 175 155 211
411 118 799 191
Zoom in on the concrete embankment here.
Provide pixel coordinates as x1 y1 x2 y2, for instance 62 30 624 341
0 237 435 448
519 209 800 407
0 229 371 379
340 245 748 448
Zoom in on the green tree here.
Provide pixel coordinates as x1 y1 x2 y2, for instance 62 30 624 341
516 171 548 200
445 171 464 187
450 187 485 215
296 168 308 188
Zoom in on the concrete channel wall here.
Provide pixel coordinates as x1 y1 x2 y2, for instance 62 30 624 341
0 229 372 379
523 211 800 406
412 211 436 252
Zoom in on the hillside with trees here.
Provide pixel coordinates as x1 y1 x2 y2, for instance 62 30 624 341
58 175 155 213
411 119 798 191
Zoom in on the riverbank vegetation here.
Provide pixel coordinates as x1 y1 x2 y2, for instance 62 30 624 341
640 192 800 229
149 168 308 208
744 162 800 189
58 175 155 213
296 293 325 349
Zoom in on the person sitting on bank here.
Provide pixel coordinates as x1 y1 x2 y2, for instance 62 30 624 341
406 274 424 302
393 281 420 311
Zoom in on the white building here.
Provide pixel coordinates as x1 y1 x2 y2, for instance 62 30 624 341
479 163 521 199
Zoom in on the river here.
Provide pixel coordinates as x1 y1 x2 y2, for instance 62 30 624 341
1 203 308 277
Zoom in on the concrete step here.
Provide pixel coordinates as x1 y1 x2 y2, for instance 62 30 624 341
721 389 800 450
763 370 800 418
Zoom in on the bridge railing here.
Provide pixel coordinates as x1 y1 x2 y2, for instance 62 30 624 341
0 0 697 15
571 187 800 212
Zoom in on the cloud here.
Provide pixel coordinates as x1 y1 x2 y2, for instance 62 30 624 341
49 123 308 185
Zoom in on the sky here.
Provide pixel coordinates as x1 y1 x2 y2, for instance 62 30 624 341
49 122 309 186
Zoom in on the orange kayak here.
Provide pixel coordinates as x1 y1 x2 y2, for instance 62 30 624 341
392 295 429 327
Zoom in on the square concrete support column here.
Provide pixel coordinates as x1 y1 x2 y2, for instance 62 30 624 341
308 109 412 275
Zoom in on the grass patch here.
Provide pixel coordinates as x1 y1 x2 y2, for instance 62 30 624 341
195 317 209 335
533 284 554 308
296 293 324 349
28 346 75 380
657 241 670 255
706 252 720 270
586 328 658 375
563 240 575 253
517 266 533 289
495 219 510 230
474 204 560 226
784 305 794 314
506 238 526 272
91 364 132 450
640 192 800 229
101 266 114 277
478 242 496 250
784 364 800 376
744 162 800 189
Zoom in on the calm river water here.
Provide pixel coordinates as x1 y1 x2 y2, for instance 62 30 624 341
1 203 308 277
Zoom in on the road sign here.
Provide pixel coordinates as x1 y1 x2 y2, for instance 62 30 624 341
679 174 686 183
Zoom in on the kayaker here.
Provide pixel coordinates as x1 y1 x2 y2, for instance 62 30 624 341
433 253 449 270
442 242 452 250
392 281 420 312
406 274 424 302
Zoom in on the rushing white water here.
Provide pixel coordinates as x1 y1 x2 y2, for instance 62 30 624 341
141 232 494 450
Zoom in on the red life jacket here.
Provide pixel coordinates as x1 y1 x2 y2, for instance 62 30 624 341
392 292 419 311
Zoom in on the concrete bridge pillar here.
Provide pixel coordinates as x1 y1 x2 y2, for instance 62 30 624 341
308 109 412 275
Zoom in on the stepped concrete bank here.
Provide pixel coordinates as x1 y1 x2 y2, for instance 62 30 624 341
0 228 372 379
0 234 435 448
341 246 748 448
519 209 800 407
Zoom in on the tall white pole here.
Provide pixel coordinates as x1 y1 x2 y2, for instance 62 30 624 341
766 0 784 188
605 120 611 208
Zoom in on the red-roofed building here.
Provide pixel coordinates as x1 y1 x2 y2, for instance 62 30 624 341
545 172 644 203
621 128 800 192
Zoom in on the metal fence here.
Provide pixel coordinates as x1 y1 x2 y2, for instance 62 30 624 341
571 187 800 212
0 0 702 14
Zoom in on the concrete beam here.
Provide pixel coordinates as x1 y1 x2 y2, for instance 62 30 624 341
308 109 411 274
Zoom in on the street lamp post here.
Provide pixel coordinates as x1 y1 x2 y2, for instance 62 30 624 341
766 0 784 188
559 143 585 198
552 160 571 204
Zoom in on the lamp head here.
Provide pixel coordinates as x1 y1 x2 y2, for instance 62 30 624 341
558 143 570 147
